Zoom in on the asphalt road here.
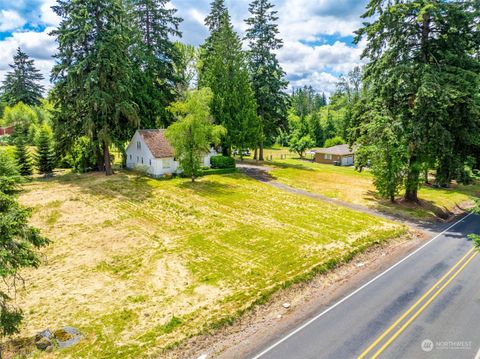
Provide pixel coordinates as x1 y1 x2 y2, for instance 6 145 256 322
251 213 480 359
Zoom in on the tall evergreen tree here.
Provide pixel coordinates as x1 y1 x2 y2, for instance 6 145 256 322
245 0 289 160
0 150 49 337
0 48 45 106
201 14 261 155
354 0 480 201
198 0 229 88
51 0 139 176
130 0 182 128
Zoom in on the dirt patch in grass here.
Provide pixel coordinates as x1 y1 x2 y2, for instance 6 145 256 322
9 171 407 358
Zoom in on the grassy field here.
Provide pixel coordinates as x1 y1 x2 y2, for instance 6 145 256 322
12 171 406 358
268 159 480 220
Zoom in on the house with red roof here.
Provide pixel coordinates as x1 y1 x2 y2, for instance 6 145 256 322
125 129 217 177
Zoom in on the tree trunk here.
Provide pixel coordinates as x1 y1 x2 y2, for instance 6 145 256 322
191 175 195 183
253 148 258 160
96 145 105 172
405 156 420 202
103 143 113 176
424 168 429 184
259 143 264 161
390 194 395 203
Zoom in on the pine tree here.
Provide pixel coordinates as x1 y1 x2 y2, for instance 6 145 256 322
201 13 261 155
205 0 228 32
130 0 183 128
51 0 139 176
198 0 229 88
354 0 480 201
0 150 49 337
35 126 56 176
0 48 45 106
245 0 289 160
15 138 33 176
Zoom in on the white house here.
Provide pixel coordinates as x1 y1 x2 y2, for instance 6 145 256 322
125 129 217 177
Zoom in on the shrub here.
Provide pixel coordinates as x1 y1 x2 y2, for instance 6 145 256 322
324 136 346 148
63 137 97 173
210 155 235 169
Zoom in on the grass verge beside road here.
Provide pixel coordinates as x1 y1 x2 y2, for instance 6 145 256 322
14 171 405 358
268 159 480 220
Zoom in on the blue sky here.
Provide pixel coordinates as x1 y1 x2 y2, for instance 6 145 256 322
0 0 369 95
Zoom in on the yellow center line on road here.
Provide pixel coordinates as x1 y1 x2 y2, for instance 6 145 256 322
370 251 479 359
358 247 476 359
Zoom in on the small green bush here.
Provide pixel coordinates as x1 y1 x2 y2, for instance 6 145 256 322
210 155 235 169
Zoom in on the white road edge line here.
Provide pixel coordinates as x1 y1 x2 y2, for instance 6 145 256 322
474 346 480 359
251 212 474 359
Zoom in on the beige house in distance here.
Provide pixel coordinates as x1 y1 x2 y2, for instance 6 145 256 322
314 144 356 166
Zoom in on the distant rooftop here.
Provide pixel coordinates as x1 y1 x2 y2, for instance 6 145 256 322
317 144 356 156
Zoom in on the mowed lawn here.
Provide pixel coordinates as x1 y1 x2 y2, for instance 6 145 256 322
15 171 405 358
269 159 480 220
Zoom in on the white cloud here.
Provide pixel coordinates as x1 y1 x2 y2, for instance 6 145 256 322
0 9 26 31
0 0 370 96
40 0 60 26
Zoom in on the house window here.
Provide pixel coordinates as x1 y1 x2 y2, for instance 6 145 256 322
141 157 144 164
162 159 171 169
129 154 132 160
325 154 332 160
149 159 152 166
137 156 139 163
137 141 141 149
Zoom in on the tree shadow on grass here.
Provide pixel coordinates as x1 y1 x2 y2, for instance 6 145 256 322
175 179 236 197
365 189 464 223
268 160 316 172
31 171 157 204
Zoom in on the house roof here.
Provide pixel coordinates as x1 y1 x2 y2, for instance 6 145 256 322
316 144 355 156
138 129 174 158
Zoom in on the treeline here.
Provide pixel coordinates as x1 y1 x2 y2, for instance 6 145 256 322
350 0 480 202
45 0 289 175
0 49 57 177
284 68 361 157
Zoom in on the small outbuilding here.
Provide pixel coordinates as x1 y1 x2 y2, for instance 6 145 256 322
314 144 356 166
125 129 217 177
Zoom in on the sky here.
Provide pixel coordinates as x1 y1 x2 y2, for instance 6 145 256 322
0 0 369 96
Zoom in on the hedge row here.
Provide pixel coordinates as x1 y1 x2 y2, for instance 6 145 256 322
210 155 236 169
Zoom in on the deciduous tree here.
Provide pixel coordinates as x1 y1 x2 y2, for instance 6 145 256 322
166 89 226 182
